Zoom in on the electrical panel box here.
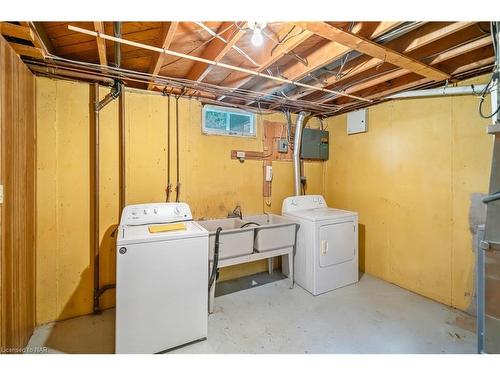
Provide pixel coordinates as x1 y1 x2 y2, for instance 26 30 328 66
300 128 329 161
347 108 368 134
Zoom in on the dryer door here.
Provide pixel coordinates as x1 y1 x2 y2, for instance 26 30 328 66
319 221 355 267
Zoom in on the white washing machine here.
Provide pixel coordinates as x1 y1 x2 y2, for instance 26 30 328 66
282 195 358 295
115 202 209 354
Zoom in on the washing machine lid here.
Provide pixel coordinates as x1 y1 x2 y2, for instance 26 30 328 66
117 221 208 246
285 207 357 222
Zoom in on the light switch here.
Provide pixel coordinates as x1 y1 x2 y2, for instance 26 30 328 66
0 185 3 204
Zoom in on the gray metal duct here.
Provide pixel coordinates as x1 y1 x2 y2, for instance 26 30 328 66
293 111 310 196
113 22 121 68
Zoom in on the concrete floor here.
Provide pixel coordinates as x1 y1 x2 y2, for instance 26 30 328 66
26 274 476 354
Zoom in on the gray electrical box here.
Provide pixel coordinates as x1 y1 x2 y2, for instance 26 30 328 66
277 138 288 153
300 128 329 160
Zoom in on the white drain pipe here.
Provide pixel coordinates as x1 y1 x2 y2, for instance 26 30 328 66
293 111 310 196
388 84 487 99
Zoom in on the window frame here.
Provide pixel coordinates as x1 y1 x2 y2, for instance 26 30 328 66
202 104 256 138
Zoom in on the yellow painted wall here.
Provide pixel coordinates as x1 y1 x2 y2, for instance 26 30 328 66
36 77 324 324
324 75 493 311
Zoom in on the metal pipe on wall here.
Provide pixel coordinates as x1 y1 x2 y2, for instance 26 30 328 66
113 22 121 68
91 83 101 314
92 22 124 314
92 80 123 314
293 111 309 196
119 88 126 212
388 84 487 99
30 65 114 84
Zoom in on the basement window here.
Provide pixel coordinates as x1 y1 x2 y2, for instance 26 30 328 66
202 105 256 137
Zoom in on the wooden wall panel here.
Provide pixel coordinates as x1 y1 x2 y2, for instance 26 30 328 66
0 35 36 353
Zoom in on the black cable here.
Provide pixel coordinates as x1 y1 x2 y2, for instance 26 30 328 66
240 222 261 228
478 72 499 120
208 227 222 292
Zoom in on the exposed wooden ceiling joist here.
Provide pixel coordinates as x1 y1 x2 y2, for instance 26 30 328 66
148 21 179 90
93 22 107 66
10 42 44 59
186 22 247 82
318 34 492 104
30 22 55 55
217 25 314 99
15 21 494 116
0 22 33 40
335 48 495 108
68 24 371 102
247 21 402 105
293 22 451 81
283 22 476 103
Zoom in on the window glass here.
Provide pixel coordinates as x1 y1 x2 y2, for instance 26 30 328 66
202 105 255 137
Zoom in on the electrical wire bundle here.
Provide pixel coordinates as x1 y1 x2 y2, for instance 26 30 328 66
478 21 499 120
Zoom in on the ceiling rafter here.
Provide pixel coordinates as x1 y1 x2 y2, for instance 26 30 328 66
216 24 314 100
282 22 476 103
318 34 492 104
246 21 402 105
93 22 107 66
1 22 46 58
335 47 495 109
293 22 451 81
148 21 179 90
186 22 247 82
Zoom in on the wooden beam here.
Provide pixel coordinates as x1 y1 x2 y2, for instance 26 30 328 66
217 24 314 99
9 42 44 59
284 22 475 103
0 22 33 40
31 22 54 55
427 35 492 65
248 21 401 105
335 48 495 108
1 22 50 58
318 34 493 104
398 21 474 54
148 21 179 90
93 22 107 66
68 24 370 102
186 22 247 82
293 22 450 81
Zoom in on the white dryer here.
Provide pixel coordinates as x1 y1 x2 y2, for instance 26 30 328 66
116 202 209 354
282 195 358 295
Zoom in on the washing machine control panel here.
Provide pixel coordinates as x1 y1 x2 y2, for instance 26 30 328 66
120 203 193 226
282 195 327 213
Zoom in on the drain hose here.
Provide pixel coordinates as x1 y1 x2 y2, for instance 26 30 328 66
208 227 223 292
240 222 261 228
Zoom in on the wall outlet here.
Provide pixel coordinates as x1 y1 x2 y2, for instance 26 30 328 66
236 151 246 162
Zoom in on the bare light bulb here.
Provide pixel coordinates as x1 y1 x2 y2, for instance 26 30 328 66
251 28 263 47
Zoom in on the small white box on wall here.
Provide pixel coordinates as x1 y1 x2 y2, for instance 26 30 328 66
347 109 368 135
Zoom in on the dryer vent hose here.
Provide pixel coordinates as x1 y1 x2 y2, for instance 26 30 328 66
208 227 222 292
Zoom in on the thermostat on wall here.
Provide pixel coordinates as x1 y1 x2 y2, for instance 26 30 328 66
347 109 368 135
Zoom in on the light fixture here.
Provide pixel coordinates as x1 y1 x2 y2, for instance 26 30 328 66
248 21 267 47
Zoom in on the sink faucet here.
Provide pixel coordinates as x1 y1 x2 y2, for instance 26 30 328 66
228 205 242 219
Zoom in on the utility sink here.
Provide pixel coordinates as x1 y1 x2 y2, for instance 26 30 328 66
195 218 255 261
243 214 298 252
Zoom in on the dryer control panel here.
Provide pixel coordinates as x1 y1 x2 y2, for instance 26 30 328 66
282 195 327 213
120 203 193 226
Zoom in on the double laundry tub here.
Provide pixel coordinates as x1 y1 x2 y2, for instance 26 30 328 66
196 214 298 260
